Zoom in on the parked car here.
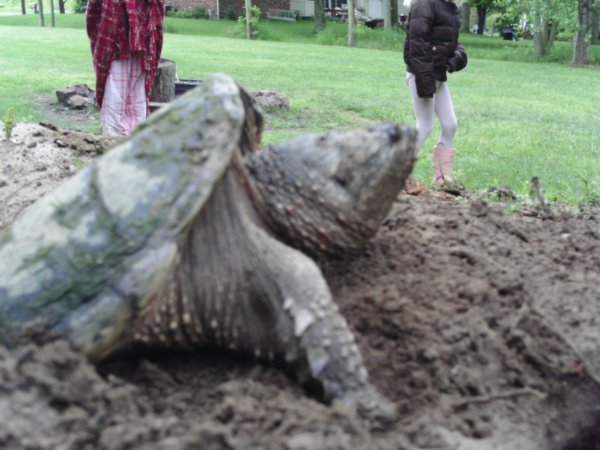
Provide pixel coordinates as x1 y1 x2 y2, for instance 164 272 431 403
501 27 518 41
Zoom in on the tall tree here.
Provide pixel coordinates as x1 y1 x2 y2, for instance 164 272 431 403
527 0 575 57
38 0 45 26
461 2 471 32
50 0 55 26
591 1 599 44
471 0 494 34
532 5 556 57
391 0 399 29
21 0 26 15
498 0 583 59
315 0 325 32
571 0 594 65
59 0 66 14
347 0 355 46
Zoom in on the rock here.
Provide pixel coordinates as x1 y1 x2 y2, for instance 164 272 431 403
252 91 290 112
56 84 96 108
67 95 88 109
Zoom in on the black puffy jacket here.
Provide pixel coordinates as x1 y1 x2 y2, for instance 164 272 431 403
403 0 467 98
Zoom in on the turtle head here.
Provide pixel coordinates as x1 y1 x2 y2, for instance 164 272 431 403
327 123 417 220
245 123 417 256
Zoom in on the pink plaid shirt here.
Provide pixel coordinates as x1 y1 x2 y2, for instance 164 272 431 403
86 0 165 107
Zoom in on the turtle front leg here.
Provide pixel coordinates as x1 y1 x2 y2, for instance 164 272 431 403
131 164 395 427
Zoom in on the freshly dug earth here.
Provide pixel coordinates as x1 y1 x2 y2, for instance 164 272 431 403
0 122 118 227
1 122 599 450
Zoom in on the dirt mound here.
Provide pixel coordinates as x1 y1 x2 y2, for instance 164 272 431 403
1 123 599 450
0 337 374 449
0 121 119 226
326 196 600 449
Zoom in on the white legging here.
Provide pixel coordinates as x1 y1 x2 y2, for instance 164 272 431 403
406 72 458 152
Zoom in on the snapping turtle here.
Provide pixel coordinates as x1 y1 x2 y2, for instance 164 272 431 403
0 74 416 425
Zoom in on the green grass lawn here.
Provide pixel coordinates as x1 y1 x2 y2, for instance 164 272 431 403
0 18 598 204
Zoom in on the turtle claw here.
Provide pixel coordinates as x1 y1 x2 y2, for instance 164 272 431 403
334 385 397 431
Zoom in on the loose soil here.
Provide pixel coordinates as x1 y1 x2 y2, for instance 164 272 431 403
1 118 599 450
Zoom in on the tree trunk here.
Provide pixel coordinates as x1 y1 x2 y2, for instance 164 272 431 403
21 0 26 15
572 0 594 65
244 0 252 39
533 33 546 57
391 0 398 29
383 0 391 31
592 4 599 45
58 0 65 14
314 0 325 31
547 21 558 48
461 2 471 33
50 0 55 27
150 59 176 104
533 14 548 58
476 5 486 34
38 0 45 26
347 0 355 47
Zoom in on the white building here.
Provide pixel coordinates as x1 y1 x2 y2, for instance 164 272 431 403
290 0 410 20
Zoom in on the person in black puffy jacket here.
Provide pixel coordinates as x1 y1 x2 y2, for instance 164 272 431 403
403 0 467 185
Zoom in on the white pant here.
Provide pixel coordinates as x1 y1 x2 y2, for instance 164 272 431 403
406 72 458 152
101 54 147 137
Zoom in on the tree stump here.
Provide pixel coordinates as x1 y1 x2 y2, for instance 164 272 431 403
150 58 176 103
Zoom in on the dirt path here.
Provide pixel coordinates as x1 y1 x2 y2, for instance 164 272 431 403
1 122 599 450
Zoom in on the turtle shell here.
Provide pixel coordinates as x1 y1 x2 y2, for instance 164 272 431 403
0 74 252 354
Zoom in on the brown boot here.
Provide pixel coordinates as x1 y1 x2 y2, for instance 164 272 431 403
432 143 455 185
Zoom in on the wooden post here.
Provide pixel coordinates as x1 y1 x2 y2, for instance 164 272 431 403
244 0 252 39
383 0 391 31
347 0 355 46
314 0 325 31
461 2 470 33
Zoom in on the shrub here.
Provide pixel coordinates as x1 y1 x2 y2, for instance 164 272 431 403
224 7 238 21
316 25 346 46
192 6 209 19
168 6 209 19
3 108 15 140
237 5 261 39
71 0 86 13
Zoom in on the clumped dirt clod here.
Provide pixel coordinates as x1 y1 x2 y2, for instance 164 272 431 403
1 121 599 450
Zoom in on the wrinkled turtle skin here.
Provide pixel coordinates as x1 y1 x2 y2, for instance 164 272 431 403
0 73 417 428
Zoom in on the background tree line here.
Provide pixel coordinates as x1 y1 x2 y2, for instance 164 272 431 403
16 0 598 65
461 0 598 65
324 0 598 65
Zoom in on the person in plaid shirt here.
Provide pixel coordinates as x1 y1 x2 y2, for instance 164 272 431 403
86 0 165 136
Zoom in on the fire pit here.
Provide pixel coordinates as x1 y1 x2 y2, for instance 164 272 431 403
175 79 201 97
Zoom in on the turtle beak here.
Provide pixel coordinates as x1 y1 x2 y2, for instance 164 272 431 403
333 123 417 220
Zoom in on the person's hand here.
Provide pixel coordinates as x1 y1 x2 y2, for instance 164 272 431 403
446 64 454 73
